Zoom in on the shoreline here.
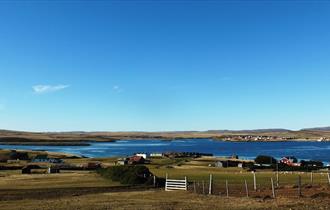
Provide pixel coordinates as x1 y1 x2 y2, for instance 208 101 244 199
0 142 91 146
1 129 330 145
0 138 329 147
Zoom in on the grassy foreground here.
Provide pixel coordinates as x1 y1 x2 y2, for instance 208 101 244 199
0 156 330 209
1 189 330 210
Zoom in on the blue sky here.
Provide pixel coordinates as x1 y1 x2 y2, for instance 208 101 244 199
0 1 330 132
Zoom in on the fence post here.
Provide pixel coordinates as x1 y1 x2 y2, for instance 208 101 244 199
276 164 279 188
245 179 249 198
298 175 302 197
327 172 330 185
185 176 187 191
226 180 229 198
253 172 257 191
202 180 205 194
193 181 196 193
153 175 156 187
209 174 213 195
165 173 168 190
310 171 313 186
271 178 276 199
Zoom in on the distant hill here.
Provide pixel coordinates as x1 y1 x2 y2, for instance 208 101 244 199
1 127 330 143
301 127 330 131
205 129 291 134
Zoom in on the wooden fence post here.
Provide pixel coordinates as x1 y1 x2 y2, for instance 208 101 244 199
276 164 279 188
327 172 330 185
202 180 205 194
253 172 257 191
245 179 249 198
226 180 229 198
153 175 156 187
298 175 302 197
271 178 276 199
310 171 313 186
209 174 213 195
193 181 196 193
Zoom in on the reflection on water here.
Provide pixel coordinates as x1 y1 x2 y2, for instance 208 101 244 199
0 139 330 162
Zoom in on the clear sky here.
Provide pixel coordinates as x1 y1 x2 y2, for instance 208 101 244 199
0 1 330 132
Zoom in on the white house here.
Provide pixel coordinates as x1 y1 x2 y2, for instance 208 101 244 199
135 153 147 159
150 153 163 157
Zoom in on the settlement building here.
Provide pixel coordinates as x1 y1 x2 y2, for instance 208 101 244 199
280 156 301 167
150 153 163 157
135 153 147 159
128 156 145 165
32 155 63 164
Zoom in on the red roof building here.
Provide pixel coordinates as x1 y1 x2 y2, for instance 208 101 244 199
128 156 145 165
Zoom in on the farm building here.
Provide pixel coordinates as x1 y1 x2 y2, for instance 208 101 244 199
150 153 163 157
214 160 251 168
163 152 212 158
32 155 63 164
135 153 147 159
128 156 145 165
116 159 128 165
82 162 102 170
215 161 223 168
22 165 60 174
22 165 41 174
280 156 301 167
47 166 60 173
300 160 324 168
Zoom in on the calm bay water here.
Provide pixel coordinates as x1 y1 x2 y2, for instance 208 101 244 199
1 139 330 162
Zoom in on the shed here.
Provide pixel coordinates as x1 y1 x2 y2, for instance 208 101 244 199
116 159 128 165
22 165 42 174
32 155 63 164
150 153 163 157
128 156 145 165
135 153 147 159
215 161 223 168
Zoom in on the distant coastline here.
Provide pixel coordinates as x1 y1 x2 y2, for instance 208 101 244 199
1 127 330 146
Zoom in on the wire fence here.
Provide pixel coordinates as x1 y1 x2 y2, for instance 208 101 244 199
184 171 330 198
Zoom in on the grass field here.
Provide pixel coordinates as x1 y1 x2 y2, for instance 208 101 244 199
0 170 117 189
1 189 330 210
148 157 330 186
151 166 330 185
0 156 329 209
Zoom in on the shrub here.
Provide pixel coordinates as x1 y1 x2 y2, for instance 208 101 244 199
300 160 323 168
255 155 277 165
97 165 154 185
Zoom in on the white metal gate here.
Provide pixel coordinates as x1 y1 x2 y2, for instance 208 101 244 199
165 174 187 191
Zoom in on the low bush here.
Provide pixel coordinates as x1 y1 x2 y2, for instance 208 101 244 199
255 155 277 165
97 165 154 185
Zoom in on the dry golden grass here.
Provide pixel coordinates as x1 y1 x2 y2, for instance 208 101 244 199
0 170 116 189
0 190 329 210
0 163 329 209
